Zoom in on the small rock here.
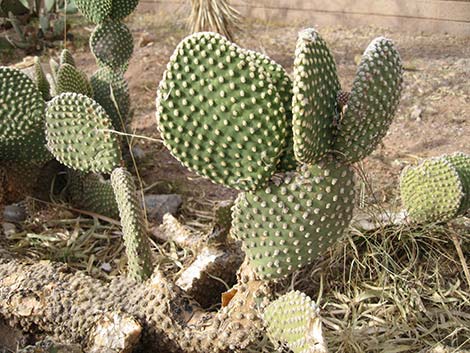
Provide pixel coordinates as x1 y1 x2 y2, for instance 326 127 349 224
144 194 182 223
2 222 16 236
410 105 423 121
137 32 157 47
130 145 146 160
3 204 27 223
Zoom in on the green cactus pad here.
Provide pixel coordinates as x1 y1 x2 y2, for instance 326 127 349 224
444 153 470 213
59 48 76 67
156 32 288 191
67 171 119 219
245 49 296 172
0 67 50 161
45 92 122 173
292 28 340 165
75 0 112 24
110 0 139 20
111 167 153 281
90 20 134 71
91 67 131 131
333 37 403 163
56 63 94 97
264 291 324 353
232 161 355 279
400 154 469 223
34 57 51 101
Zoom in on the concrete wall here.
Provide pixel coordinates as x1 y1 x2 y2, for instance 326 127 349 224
139 0 470 35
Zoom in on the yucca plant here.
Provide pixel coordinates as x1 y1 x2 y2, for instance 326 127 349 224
188 0 241 40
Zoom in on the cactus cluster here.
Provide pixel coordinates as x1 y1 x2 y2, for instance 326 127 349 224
0 0 148 282
400 152 470 223
157 29 403 282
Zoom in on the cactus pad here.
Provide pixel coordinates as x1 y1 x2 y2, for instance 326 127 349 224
34 57 51 101
264 291 325 353
111 167 153 281
59 49 76 67
45 92 122 173
75 0 112 24
0 67 50 161
156 32 288 191
91 67 131 131
67 171 119 219
333 37 403 163
246 49 296 172
110 0 140 20
56 63 93 97
292 28 340 164
232 161 355 279
400 153 470 223
90 20 134 71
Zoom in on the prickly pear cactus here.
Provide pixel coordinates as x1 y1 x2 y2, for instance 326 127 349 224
110 0 140 20
45 92 122 173
111 167 153 281
60 48 76 67
156 32 289 191
333 37 403 163
90 20 134 71
56 63 94 97
0 66 50 162
400 153 470 223
232 161 355 279
292 28 340 164
34 57 51 101
264 291 327 353
74 0 112 24
67 171 119 219
91 67 131 131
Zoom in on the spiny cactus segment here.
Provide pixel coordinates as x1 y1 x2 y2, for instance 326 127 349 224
60 48 76 67
56 63 94 97
74 0 113 24
333 37 403 163
34 57 51 101
246 49 297 172
232 161 355 280
264 291 326 353
400 153 470 223
67 171 119 219
91 67 131 131
45 92 122 174
0 67 50 162
292 28 340 165
90 20 134 71
111 167 153 281
110 0 140 20
156 32 288 191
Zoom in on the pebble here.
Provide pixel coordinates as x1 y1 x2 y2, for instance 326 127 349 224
3 204 27 223
144 194 182 224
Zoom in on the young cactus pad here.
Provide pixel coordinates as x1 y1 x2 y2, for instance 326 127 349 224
263 291 326 353
292 28 340 165
156 32 289 191
0 67 50 162
91 67 131 131
232 161 355 280
400 153 470 223
34 57 51 101
67 171 119 219
111 167 153 281
333 37 403 163
56 63 94 97
90 20 134 71
45 92 122 174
